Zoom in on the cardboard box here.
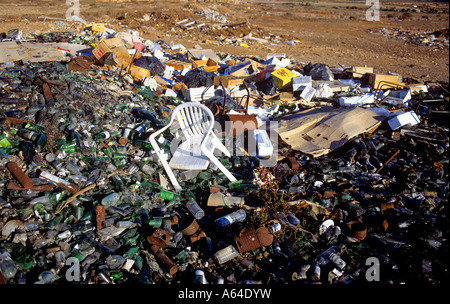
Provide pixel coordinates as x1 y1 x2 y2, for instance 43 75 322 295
229 59 264 77
129 65 150 81
351 66 374 78
92 38 129 65
164 59 193 71
229 61 252 77
230 89 248 100
192 58 219 72
107 55 133 69
91 23 105 33
271 67 297 89
213 75 246 88
187 48 221 62
366 73 405 90
279 92 296 102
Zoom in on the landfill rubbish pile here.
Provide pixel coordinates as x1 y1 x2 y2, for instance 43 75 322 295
0 24 448 285
368 27 449 50
194 8 229 24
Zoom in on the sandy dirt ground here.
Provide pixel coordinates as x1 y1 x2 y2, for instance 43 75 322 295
0 0 448 82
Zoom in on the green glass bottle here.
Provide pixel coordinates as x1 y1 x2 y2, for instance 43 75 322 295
197 171 213 180
0 134 12 148
24 122 46 133
228 180 260 193
183 190 196 201
158 189 182 201
140 180 162 190
94 130 110 142
123 246 139 259
15 254 34 272
133 139 153 150
102 147 114 157
146 217 163 228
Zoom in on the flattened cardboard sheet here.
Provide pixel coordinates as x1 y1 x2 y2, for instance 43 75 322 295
277 106 384 157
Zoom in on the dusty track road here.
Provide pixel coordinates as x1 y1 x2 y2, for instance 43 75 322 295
0 0 448 82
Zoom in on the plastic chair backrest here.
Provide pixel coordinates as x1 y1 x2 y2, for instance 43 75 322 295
172 103 214 138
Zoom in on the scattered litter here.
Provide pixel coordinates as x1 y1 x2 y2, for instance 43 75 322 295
0 21 448 287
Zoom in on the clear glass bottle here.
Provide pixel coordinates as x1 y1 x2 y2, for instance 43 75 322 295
34 270 55 284
101 192 120 207
0 249 17 282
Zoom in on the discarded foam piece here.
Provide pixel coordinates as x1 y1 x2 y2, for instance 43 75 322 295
181 86 215 102
387 110 420 130
382 89 412 106
299 86 317 102
293 76 312 92
338 93 375 106
247 128 274 158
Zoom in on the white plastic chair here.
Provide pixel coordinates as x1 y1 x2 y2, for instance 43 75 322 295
149 102 237 191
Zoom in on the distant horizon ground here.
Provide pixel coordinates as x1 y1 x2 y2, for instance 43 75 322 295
0 0 448 82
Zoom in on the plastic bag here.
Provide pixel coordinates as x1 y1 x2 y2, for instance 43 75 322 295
183 67 215 88
304 63 334 81
256 76 276 95
134 56 165 76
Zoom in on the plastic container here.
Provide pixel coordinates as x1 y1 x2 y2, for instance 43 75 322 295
185 200 205 220
39 171 79 194
214 209 247 229
214 245 239 265
193 269 208 284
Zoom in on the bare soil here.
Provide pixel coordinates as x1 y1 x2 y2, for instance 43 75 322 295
0 0 449 82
